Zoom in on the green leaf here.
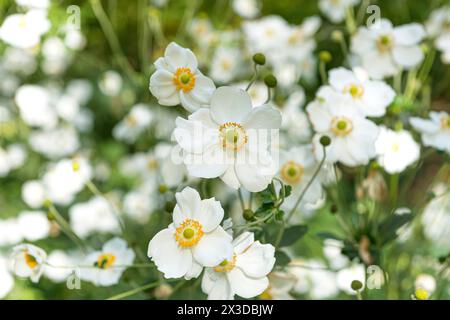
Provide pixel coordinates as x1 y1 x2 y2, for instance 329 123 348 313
316 232 343 241
378 212 413 244
279 224 308 247
275 250 291 267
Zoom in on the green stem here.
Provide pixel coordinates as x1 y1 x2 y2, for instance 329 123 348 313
246 64 258 91
107 279 178 300
390 173 399 207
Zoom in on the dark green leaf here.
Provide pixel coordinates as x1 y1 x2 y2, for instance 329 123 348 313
279 224 308 247
275 250 291 267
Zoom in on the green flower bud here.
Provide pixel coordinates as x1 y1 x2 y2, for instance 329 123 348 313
243 209 254 221
331 30 344 42
165 201 175 213
47 211 56 221
351 280 363 291
252 53 266 65
264 74 277 88
320 135 331 147
319 51 332 63
158 184 168 194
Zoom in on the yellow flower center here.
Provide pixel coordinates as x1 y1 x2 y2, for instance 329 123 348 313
440 116 450 129
220 60 232 71
344 84 364 99
24 252 38 269
173 67 196 93
331 116 353 136
219 122 248 151
376 34 393 53
147 158 158 170
213 254 237 273
280 161 304 185
95 253 116 269
19 17 27 29
391 143 400 152
415 288 429 300
126 115 138 126
174 219 204 248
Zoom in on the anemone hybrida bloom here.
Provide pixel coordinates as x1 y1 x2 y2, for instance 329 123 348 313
174 86 282 192
9 244 47 283
149 42 216 112
201 232 275 300
410 111 450 153
351 19 426 79
81 238 135 287
148 187 233 279
318 67 395 117
319 0 360 23
375 127 420 174
307 92 379 167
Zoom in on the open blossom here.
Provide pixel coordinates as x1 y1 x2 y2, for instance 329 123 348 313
9 244 47 283
318 67 395 117
112 104 154 143
319 0 360 23
351 19 426 79
375 127 420 174
149 42 216 112
426 7 450 64
201 232 275 300
410 111 450 153
174 86 281 192
148 187 233 279
80 238 135 287
307 92 379 167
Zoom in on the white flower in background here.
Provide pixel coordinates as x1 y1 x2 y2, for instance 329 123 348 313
319 67 395 117
280 88 311 143
307 92 379 166
188 18 217 50
9 244 47 283
2 47 37 75
29 126 79 159
259 271 296 300
410 111 450 153
148 187 233 279
15 84 58 129
415 274 436 297
149 42 216 112
351 19 426 79
426 7 450 64
63 26 87 51
0 144 27 177
210 47 241 84
174 87 281 192
99 70 123 96
69 196 120 239
15 0 49 9
323 239 349 270
0 10 50 49
156 143 188 188
113 104 154 143
123 190 155 223
0 255 14 299
42 37 70 75
278 145 325 214
421 184 450 249
375 127 420 174
232 0 260 19
243 16 290 54
202 232 275 300
336 263 366 295
22 180 46 208
44 250 80 283
17 211 50 241
319 0 360 23
234 81 268 106
289 259 339 299
66 79 93 106
42 157 92 205
0 219 22 246
81 238 135 287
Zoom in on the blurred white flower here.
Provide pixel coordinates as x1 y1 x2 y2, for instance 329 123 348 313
29 126 80 159
375 127 420 174
232 0 260 19
99 70 123 96
319 0 360 23
336 263 365 295
0 255 14 299
17 211 50 241
351 19 426 79
243 16 290 54
410 111 450 153
44 250 79 283
66 79 93 106
210 47 241 84
113 104 153 143
280 88 311 142
323 239 349 270
123 190 155 224
1 47 37 75
233 81 268 106
0 10 50 49
22 180 47 209
15 0 49 9
426 7 450 64
69 196 120 238
42 37 70 75
9 244 47 283
319 67 395 117
202 232 275 300
415 274 436 295
80 238 135 287
148 187 233 279
149 42 216 112
260 271 296 300
174 86 281 192
307 92 379 166
0 144 27 177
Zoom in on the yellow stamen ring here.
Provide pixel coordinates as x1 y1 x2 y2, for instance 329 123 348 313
213 254 237 273
219 122 248 151
331 116 353 136
174 219 204 248
280 161 304 185
173 67 196 93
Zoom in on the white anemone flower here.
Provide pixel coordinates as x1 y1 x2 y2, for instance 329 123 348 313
149 42 216 112
0 256 14 299
351 19 426 79
201 232 275 300
375 126 420 174
174 86 281 192
319 67 395 117
336 264 366 295
319 0 360 23
148 187 233 279
9 244 47 283
307 92 379 167
232 0 260 19
243 16 290 54
81 238 135 287
426 7 450 64
112 104 154 144
410 111 450 153
209 47 241 84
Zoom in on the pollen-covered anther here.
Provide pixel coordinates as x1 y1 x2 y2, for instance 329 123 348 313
173 67 196 92
213 254 237 273
219 122 248 151
95 253 116 269
440 116 450 129
280 161 304 185
331 116 354 136
174 219 204 248
24 252 38 269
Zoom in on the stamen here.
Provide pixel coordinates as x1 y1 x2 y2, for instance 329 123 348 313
173 67 196 92
219 122 248 151
280 161 304 185
213 254 237 273
331 116 353 136
174 219 204 248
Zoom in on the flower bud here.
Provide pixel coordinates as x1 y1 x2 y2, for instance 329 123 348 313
415 288 429 300
264 74 277 88
243 209 254 221
252 53 266 65
351 280 363 291
320 135 331 147
331 30 344 42
319 50 332 63
158 184 168 194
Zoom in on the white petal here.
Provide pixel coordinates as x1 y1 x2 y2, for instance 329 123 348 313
393 23 426 46
174 116 217 154
392 45 424 69
362 51 398 79
210 87 252 124
184 144 229 178
164 42 198 72
243 104 282 130
175 187 202 221
201 268 233 300
235 150 275 192
232 231 255 255
361 80 395 117
185 260 203 280
193 227 233 267
193 198 224 233
306 100 332 132
228 268 269 299
410 117 439 134
235 241 275 278
329 67 358 91
220 165 241 190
